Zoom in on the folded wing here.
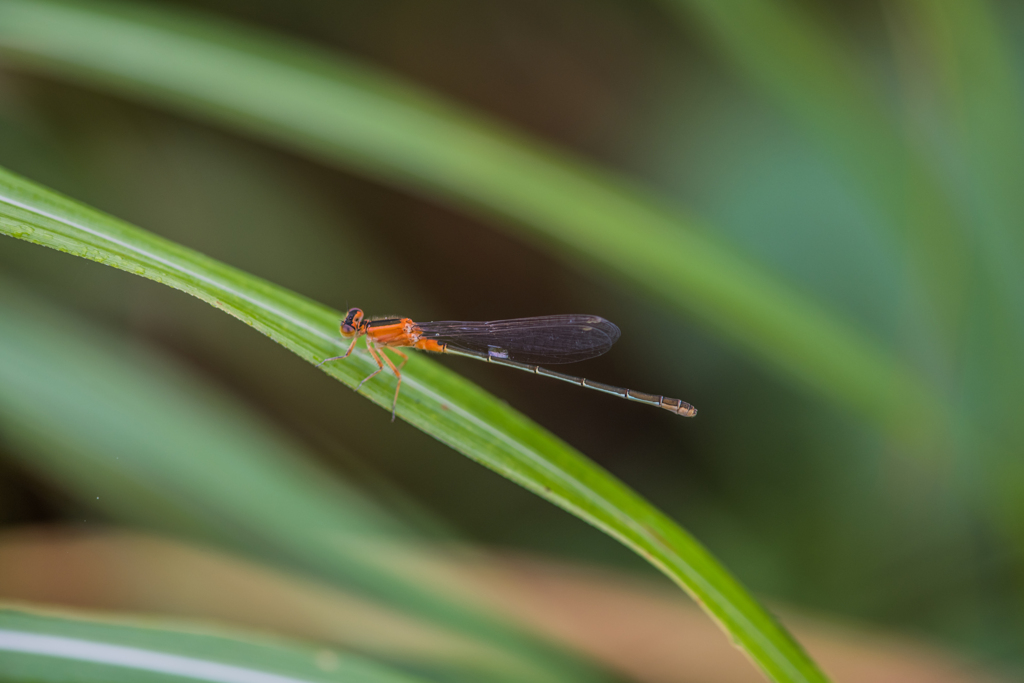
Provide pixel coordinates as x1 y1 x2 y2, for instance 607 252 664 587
416 314 620 364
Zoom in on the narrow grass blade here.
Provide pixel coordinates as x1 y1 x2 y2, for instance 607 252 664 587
0 0 938 439
0 166 830 681
0 607 428 683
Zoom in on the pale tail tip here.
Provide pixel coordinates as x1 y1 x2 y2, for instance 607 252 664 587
661 399 697 417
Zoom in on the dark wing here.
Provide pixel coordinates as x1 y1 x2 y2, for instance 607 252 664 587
417 314 620 365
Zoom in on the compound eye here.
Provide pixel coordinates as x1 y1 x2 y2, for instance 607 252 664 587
340 308 364 337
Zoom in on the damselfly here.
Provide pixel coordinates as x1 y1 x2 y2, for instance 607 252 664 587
317 308 697 421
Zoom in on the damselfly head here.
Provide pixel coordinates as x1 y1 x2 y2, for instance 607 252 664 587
341 307 364 336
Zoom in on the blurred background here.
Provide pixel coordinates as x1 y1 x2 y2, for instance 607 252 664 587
0 0 1022 681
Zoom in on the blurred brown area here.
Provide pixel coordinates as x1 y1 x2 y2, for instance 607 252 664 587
0 527 1006 683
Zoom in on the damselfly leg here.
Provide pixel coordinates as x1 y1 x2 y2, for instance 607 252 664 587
376 346 404 421
354 339 406 421
356 338 385 391
315 335 360 368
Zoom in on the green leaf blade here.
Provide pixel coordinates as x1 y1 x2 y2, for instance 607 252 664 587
0 608 428 683
0 160 829 680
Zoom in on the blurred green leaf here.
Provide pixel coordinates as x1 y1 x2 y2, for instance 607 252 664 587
889 0 1024 539
891 0 1024 338
662 0 976 356
0 165 829 681
895 0 1024 260
0 0 939 439
0 607 427 683
0 279 600 683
